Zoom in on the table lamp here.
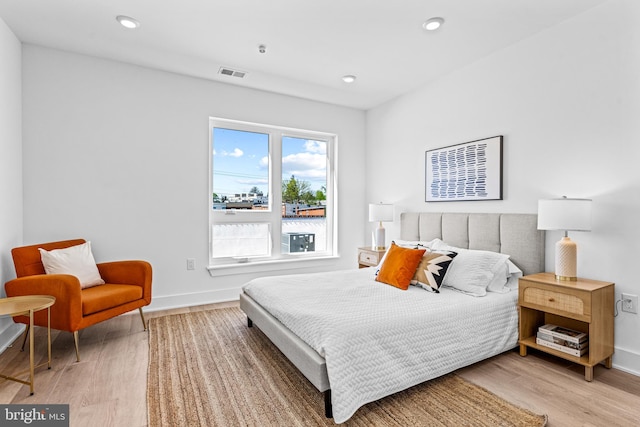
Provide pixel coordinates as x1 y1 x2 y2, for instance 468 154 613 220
369 203 394 250
537 197 592 281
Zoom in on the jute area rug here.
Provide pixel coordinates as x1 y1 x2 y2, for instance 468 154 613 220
147 307 547 426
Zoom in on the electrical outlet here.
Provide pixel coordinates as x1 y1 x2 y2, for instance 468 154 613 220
186 258 196 270
622 293 638 314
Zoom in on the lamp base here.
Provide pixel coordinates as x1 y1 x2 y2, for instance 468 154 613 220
555 236 577 281
555 275 578 282
374 223 386 251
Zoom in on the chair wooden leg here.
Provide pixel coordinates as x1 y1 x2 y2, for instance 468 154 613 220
139 307 147 331
73 331 80 362
20 324 30 351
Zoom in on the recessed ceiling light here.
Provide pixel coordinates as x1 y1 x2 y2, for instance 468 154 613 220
116 15 140 29
423 17 444 31
342 75 356 83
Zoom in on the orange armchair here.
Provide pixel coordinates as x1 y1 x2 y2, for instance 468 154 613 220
4 239 152 361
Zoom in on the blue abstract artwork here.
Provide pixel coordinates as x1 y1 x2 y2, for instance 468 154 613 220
425 136 503 202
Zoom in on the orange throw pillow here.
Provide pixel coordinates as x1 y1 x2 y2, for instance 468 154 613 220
375 243 426 290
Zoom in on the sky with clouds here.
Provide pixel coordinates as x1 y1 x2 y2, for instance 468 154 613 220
212 128 327 198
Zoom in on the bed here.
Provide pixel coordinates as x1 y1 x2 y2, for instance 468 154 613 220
239 212 545 423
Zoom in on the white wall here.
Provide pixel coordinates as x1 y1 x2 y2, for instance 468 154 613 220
366 0 640 375
0 17 24 348
22 45 366 311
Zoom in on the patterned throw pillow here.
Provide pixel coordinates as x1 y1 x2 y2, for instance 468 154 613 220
375 243 426 290
411 250 457 293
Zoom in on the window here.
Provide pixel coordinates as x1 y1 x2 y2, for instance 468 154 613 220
209 118 336 267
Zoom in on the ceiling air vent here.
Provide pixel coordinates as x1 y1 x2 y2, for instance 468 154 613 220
218 67 247 78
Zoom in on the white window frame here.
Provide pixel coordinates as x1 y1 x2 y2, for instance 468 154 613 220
208 117 338 272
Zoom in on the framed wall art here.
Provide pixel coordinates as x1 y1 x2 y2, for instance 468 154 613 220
425 135 503 202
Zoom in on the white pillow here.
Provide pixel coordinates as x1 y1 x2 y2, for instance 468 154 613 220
431 240 509 297
39 241 105 289
486 260 524 293
504 260 524 290
507 259 523 276
486 261 510 293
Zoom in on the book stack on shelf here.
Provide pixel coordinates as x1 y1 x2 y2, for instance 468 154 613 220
536 324 588 357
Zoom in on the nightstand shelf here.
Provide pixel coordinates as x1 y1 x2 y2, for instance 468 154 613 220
518 272 614 382
519 336 590 365
357 247 386 268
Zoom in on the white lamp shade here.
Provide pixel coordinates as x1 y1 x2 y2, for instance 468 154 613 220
368 203 394 222
537 198 592 231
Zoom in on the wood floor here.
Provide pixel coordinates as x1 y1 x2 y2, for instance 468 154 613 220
1 301 639 427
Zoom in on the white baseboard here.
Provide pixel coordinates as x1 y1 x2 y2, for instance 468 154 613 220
612 346 640 377
0 322 26 354
144 287 241 313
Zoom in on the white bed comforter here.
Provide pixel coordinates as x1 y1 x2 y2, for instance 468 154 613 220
242 268 519 423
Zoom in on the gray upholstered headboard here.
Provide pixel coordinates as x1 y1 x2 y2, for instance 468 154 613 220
400 212 545 276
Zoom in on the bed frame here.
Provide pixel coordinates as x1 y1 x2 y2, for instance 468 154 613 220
239 212 545 418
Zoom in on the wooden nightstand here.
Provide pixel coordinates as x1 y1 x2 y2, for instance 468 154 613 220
518 272 614 381
357 247 386 268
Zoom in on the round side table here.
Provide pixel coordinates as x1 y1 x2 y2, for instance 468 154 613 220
0 295 55 395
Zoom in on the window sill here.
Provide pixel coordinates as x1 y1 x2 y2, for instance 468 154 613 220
207 255 341 277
